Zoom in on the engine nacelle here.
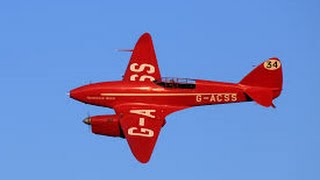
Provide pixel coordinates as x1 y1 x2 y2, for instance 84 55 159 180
84 114 124 138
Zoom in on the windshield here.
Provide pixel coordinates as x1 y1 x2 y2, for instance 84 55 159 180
153 77 196 89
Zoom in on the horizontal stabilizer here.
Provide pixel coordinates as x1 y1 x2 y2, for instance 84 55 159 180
243 86 274 107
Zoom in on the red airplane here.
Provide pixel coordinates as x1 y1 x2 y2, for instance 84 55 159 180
70 33 283 163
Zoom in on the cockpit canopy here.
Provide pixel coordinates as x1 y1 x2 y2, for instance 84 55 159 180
154 77 196 89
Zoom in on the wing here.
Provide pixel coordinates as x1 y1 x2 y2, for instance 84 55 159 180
114 104 183 163
123 33 161 82
115 104 165 163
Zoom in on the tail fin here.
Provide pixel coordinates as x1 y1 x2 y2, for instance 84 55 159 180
239 57 283 107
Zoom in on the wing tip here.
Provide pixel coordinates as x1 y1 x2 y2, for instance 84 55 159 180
141 32 151 37
136 157 151 164
137 32 152 43
132 150 152 164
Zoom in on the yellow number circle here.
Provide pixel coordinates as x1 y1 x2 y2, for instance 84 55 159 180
264 59 281 70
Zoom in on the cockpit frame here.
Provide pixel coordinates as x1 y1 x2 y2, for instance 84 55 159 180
154 77 196 89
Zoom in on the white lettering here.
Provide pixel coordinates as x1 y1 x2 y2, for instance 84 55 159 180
130 74 139 81
130 63 155 73
127 109 156 138
130 109 156 119
216 94 222 102
129 63 156 82
224 94 230 102
139 75 155 81
139 118 145 126
128 127 154 137
210 94 216 102
196 93 238 103
231 94 237 101
196 95 202 102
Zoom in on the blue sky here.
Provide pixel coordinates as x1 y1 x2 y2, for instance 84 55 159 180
1 0 319 179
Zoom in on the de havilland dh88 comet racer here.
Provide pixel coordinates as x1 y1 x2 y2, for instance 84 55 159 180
70 33 283 163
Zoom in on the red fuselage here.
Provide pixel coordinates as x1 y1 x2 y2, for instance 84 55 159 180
70 79 253 110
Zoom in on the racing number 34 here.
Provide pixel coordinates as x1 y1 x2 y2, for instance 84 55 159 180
264 59 281 70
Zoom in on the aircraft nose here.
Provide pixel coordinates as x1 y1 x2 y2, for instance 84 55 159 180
69 85 90 102
69 88 80 100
